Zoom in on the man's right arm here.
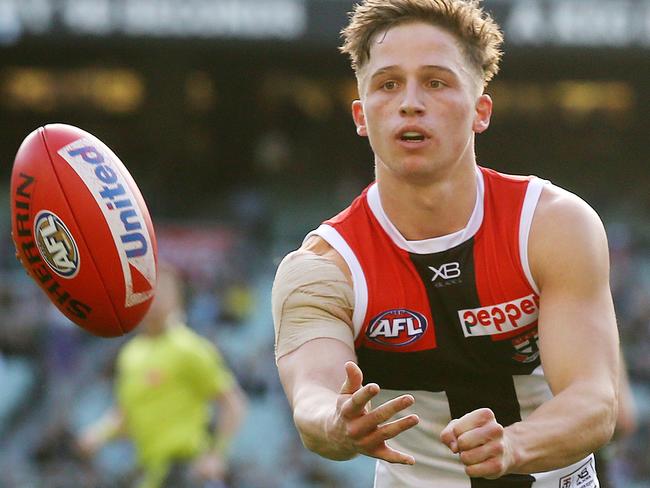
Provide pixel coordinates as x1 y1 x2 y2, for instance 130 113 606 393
273 239 419 464
278 339 418 464
77 407 125 456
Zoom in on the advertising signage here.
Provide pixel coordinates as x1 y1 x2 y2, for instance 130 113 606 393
1 0 650 48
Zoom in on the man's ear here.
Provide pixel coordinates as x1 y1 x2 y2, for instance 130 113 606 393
352 100 368 137
473 94 493 134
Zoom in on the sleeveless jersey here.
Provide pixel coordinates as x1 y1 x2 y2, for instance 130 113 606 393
306 167 599 488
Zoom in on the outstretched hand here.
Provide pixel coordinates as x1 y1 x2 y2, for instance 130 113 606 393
440 408 515 479
332 361 419 465
76 430 103 458
190 450 226 481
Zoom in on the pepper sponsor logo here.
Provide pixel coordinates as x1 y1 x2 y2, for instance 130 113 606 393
367 309 428 346
458 294 539 337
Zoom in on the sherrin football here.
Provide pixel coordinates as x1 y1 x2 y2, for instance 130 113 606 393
10 124 157 337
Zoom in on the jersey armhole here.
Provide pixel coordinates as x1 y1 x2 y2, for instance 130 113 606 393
519 177 549 295
305 224 368 339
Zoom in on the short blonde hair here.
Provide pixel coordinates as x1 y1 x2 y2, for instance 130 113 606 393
340 0 504 88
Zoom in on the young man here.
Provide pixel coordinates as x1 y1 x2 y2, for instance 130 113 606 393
272 1 620 487
78 264 247 488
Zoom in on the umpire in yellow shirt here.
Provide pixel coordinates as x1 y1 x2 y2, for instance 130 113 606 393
78 263 247 488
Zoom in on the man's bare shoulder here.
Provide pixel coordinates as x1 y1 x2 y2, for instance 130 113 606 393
279 236 352 285
533 184 606 242
529 184 609 289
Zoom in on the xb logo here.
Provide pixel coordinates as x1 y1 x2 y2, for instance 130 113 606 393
429 262 461 282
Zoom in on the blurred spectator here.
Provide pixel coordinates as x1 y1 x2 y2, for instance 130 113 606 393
77 263 247 488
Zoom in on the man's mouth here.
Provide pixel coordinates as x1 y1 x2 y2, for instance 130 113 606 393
400 131 426 142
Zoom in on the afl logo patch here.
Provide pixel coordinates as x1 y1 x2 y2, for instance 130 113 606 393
367 309 427 347
34 210 80 278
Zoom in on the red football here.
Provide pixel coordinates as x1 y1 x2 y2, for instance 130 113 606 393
10 124 157 337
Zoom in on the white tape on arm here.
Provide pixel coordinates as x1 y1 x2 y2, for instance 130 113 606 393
272 250 355 361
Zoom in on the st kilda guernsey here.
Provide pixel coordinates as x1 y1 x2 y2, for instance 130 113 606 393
306 166 598 488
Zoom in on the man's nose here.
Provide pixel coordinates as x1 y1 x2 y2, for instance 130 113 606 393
399 84 425 116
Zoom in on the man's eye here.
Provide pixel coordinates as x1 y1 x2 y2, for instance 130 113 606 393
383 81 398 90
429 80 443 89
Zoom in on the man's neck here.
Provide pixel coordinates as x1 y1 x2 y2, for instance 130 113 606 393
376 162 479 241
143 314 177 337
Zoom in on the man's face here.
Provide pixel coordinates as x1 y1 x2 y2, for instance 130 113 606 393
353 21 492 182
142 270 180 333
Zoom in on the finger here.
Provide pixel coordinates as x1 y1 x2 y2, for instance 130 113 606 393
459 437 505 467
370 394 415 424
368 443 416 466
341 382 380 418
463 453 508 479
349 395 415 437
452 408 496 437
440 419 459 453
456 421 504 452
340 361 364 395
362 414 419 445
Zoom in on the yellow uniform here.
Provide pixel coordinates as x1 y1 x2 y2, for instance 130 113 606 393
116 323 233 488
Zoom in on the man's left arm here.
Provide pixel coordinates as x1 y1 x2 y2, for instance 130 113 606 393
441 186 619 478
192 382 248 481
211 382 248 455
189 339 248 481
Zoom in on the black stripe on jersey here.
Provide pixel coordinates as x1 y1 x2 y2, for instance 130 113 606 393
411 239 534 487
445 378 534 487
469 475 535 488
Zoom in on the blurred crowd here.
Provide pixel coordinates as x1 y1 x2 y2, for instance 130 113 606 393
0 185 648 488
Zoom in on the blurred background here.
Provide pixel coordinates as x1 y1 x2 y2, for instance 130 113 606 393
0 0 648 486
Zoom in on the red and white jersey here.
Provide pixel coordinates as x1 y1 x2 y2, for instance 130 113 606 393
306 167 599 488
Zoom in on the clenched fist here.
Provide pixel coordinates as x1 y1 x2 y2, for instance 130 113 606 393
440 408 516 479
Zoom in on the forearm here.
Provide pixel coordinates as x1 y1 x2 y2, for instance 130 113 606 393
213 386 247 455
94 408 125 440
506 380 617 474
293 385 357 461
281 346 418 466
78 408 125 455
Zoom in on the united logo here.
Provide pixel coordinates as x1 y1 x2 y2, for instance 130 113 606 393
58 138 155 307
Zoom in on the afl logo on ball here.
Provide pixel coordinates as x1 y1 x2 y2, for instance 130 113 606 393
34 210 80 278
367 309 428 347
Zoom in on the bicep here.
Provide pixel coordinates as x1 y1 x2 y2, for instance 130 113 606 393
531 189 619 395
272 248 355 361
